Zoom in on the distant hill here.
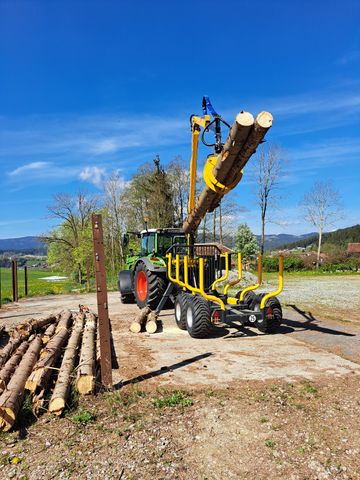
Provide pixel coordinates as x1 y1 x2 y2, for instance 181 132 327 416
257 232 316 251
0 236 47 255
279 224 360 250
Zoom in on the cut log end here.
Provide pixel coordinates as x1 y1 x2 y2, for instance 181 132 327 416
0 407 15 432
48 398 65 415
76 375 94 395
255 111 273 128
145 321 157 334
129 322 142 333
235 111 254 127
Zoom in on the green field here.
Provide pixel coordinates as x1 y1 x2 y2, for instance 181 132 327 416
0 268 79 304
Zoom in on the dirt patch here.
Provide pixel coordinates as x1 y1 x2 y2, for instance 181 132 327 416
0 376 359 479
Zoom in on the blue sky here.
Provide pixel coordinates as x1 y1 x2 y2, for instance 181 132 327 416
1 0 359 238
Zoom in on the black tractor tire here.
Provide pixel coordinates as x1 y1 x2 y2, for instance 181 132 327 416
133 262 167 310
121 294 135 304
174 292 190 330
185 295 212 338
235 290 257 308
255 296 282 333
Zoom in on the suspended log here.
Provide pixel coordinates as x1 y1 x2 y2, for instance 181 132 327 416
209 111 274 211
48 313 84 416
0 336 42 431
130 306 151 333
76 313 96 395
183 111 273 234
25 310 72 395
0 341 30 394
145 311 158 334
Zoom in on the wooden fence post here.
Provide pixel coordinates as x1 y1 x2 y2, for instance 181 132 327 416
24 266 28 296
91 214 112 388
12 260 18 303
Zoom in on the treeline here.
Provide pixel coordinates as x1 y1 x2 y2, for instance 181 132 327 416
280 224 360 251
43 156 238 287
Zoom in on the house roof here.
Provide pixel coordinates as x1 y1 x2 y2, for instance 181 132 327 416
348 243 360 253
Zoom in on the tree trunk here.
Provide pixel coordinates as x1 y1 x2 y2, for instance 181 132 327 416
0 336 42 431
202 215 207 243
261 214 265 255
213 210 216 242
130 306 151 333
316 229 323 269
0 341 30 393
76 313 96 395
25 310 72 395
219 202 223 244
49 313 85 415
183 111 273 234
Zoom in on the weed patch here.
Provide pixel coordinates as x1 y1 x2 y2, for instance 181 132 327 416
152 391 193 408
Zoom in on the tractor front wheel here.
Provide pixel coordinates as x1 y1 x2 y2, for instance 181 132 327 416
133 262 167 310
185 295 212 338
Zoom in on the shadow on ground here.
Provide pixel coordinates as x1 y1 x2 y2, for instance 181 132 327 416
114 352 213 389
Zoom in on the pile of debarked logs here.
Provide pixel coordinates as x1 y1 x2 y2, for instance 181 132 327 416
0 308 99 431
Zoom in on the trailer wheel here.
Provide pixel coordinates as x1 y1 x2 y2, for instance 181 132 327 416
134 262 167 310
235 290 257 308
186 295 212 338
174 293 190 330
256 296 282 333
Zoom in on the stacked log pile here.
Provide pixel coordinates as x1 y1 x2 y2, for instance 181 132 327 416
0 308 100 431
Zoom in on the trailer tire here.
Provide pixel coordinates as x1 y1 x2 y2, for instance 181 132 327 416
134 262 167 310
256 296 282 333
186 295 212 338
174 293 190 330
235 290 257 308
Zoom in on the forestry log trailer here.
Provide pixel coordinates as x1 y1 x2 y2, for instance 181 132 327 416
119 97 283 337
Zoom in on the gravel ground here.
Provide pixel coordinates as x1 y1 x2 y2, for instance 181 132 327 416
0 377 359 480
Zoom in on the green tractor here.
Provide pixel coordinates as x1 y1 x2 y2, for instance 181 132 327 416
118 228 186 309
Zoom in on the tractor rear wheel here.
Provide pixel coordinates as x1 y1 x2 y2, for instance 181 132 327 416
256 296 282 333
134 262 167 310
185 295 212 338
174 292 190 330
121 294 135 304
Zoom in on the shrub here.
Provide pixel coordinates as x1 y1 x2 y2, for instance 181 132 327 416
262 255 305 272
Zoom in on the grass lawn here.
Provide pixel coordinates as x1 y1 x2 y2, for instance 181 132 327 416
0 268 78 304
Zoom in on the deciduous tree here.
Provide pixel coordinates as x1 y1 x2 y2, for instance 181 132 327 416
300 181 343 268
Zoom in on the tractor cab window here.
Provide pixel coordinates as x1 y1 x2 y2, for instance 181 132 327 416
157 234 173 255
141 233 155 255
157 233 186 255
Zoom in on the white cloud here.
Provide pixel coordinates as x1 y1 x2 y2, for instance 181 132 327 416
79 166 106 187
8 161 50 177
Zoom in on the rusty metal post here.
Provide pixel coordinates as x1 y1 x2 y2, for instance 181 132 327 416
12 260 18 302
24 266 28 297
92 213 112 388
